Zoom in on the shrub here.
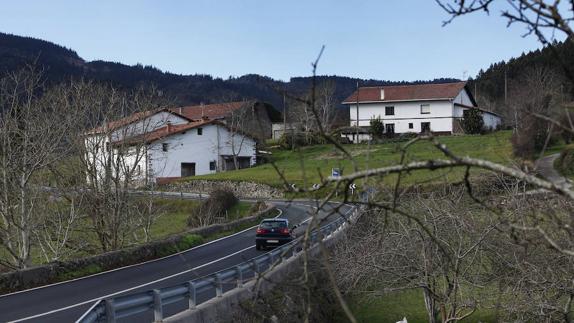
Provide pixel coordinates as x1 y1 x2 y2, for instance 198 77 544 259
249 201 267 214
278 132 326 149
177 234 204 250
555 144 574 177
511 115 557 159
370 117 384 139
461 108 485 134
187 190 239 226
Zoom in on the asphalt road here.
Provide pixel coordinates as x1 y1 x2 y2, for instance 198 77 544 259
0 200 349 323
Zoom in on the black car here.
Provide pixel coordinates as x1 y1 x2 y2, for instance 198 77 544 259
255 218 294 250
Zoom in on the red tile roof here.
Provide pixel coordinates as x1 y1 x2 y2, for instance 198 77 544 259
113 119 216 145
87 108 192 134
342 82 469 104
171 101 254 120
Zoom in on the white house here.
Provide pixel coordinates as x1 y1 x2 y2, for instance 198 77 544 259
341 82 502 142
85 108 257 186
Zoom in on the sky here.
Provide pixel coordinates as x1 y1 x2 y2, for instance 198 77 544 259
0 0 563 82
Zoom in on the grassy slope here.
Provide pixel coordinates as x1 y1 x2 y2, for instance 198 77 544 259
5 199 254 267
348 290 497 323
182 131 513 187
137 199 253 241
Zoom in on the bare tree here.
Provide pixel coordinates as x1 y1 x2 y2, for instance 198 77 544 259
227 104 250 171
55 80 171 252
333 188 498 322
0 66 77 269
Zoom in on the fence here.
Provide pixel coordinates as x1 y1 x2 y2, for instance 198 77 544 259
77 207 355 323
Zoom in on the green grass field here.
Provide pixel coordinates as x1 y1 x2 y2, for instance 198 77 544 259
181 131 513 188
347 290 497 323
150 199 253 239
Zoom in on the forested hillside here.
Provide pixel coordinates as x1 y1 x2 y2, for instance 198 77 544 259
0 32 459 121
468 39 574 113
4 31 570 124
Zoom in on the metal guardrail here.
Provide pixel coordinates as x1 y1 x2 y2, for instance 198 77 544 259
76 209 354 323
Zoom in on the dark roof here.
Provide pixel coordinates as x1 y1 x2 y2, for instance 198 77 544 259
342 82 470 104
171 101 255 121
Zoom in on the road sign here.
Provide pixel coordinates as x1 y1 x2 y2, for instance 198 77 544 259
350 183 357 195
332 168 341 178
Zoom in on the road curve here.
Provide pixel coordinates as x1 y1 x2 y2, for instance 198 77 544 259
0 200 348 323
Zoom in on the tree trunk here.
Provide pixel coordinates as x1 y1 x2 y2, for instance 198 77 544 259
423 288 438 323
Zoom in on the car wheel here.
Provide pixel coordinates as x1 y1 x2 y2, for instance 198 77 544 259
256 243 261 250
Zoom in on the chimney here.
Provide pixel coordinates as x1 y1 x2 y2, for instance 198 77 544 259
166 121 172 133
380 88 385 100
179 106 182 114
200 102 204 118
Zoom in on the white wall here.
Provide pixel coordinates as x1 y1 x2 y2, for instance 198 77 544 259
453 88 475 107
483 112 502 130
454 105 502 130
349 100 454 133
147 124 256 179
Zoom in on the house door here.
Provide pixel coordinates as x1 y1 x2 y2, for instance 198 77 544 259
421 122 431 133
181 163 196 177
385 123 395 137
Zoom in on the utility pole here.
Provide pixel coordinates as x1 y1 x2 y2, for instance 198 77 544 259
504 68 508 104
282 93 286 139
474 82 478 102
355 81 360 144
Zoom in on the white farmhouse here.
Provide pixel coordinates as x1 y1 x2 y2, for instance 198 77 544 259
85 108 257 186
341 82 502 142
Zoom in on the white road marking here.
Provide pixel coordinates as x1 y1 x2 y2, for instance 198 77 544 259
0 208 284 299
8 207 290 323
6 203 348 323
9 245 255 323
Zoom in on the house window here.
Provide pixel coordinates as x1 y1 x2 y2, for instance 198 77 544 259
385 123 395 134
162 143 169 152
181 163 196 177
209 161 216 171
385 106 394 116
197 128 203 135
421 122 431 133
408 123 413 129
420 104 430 114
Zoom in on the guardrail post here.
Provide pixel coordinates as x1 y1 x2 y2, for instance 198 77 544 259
105 299 116 323
268 251 274 266
252 259 259 275
236 266 243 288
187 281 196 309
281 245 289 260
215 274 223 297
152 289 163 322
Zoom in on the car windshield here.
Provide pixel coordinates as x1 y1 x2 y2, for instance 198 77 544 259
260 221 287 229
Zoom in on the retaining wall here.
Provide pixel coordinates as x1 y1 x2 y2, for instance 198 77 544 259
162 180 283 199
0 206 276 295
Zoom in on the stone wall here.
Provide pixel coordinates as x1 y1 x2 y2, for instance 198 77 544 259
0 205 277 295
164 180 284 199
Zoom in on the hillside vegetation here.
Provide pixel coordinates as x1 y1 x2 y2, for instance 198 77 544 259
183 131 513 188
